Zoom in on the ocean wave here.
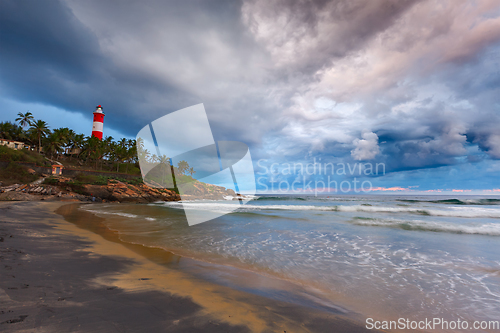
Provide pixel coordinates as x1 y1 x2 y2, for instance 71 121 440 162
162 201 336 213
81 208 156 220
82 209 139 218
335 205 500 218
398 198 500 205
255 196 307 201
254 196 359 202
161 202 500 218
350 217 500 236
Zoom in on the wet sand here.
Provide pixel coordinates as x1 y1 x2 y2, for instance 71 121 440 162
0 201 379 332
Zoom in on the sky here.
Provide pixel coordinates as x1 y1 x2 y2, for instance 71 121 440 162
1 0 500 194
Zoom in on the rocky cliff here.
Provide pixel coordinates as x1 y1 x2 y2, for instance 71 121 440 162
0 177 238 202
0 178 180 203
82 180 180 203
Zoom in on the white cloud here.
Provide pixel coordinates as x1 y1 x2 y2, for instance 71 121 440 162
351 131 380 160
245 0 500 165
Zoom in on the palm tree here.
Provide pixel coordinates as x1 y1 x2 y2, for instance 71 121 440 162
82 136 104 169
118 138 127 148
52 127 72 158
68 133 85 161
139 148 151 165
15 111 34 128
0 122 12 139
154 155 172 186
136 137 151 164
129 142 139 165
112 138 129 172
44 132 63 159
13 125 27 143
81 136 94 166
0 122 26 141
109 141 119 171
177 160 189 175
188 167 196 177
158 154 170 165
117 144 130 172
150 154 159 163
124 139 137 173
54 127 71 142
100 136 114 170
29 120 50 153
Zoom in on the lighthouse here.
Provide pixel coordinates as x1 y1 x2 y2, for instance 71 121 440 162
92 105 105 140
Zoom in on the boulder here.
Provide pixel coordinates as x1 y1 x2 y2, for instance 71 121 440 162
82 184 112 200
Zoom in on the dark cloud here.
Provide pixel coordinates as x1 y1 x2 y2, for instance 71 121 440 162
242 0 420 75
0 0 102 104
1 0 500 188
0 0 201 137
0 0 101 78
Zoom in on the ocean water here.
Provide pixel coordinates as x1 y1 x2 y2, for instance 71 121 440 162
81 195 500 323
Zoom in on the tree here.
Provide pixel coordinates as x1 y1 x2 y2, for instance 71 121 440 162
139 148 151 164
68 133 85 160
44 132 63 159
153 155 171 185
112 137 130 172
52 127 72 158
12 125 27 142
0 122 13 140
177 160 189 175
0 122 26 141
81 136 99 167
29 120 50 153
15 111 34 128
6 114 150 175
158 155 170 165
124 139 137 173
188 167 196 177
114 143 127 172
150 154 159 163
101 136 114 170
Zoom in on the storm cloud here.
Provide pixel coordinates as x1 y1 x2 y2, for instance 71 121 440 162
1 0 500 190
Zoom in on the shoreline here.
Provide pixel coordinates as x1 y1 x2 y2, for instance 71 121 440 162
64 203 353 315
0 201 379 332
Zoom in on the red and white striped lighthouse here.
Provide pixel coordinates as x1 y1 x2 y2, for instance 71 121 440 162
91 105 105 140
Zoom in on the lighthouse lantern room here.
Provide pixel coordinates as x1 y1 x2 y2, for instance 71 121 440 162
92 105 105 140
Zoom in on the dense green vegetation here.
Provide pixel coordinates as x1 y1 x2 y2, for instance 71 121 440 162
43 173 144 186
1 112 140 174
0 162 39 186
0 145 50 166
1 112 196 191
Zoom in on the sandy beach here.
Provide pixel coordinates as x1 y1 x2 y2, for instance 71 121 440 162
0 201 376 332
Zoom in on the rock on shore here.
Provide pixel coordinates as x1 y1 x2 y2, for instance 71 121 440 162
82 180 180 203
0 179 181 203
0 183 71 201
0 176 241 203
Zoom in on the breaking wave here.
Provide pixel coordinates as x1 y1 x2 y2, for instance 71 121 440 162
255 196 307 201
398 198 500 205
80 208 156 220
160 202 500 218
350 217 500 236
